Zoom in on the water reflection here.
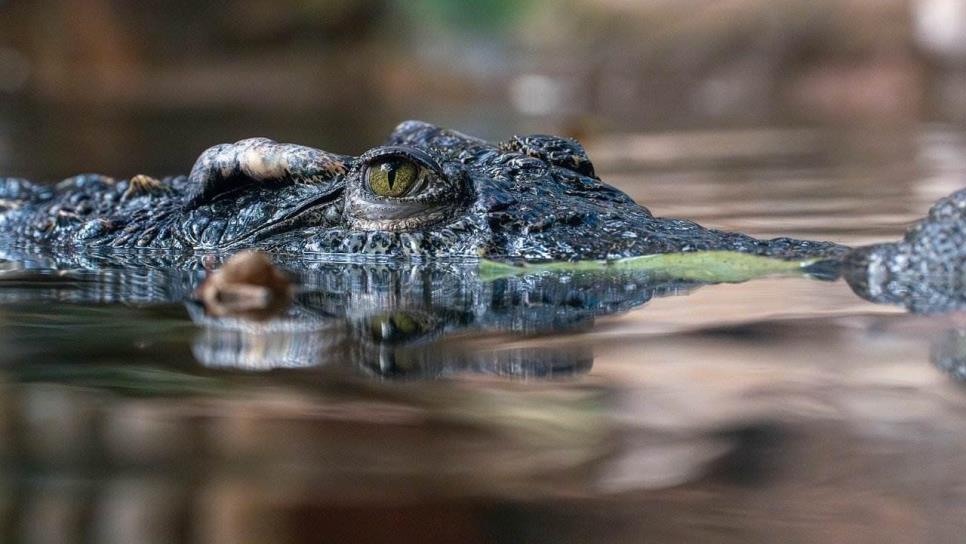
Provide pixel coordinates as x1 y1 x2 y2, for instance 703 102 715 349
188 299 343 370
3 244 966 382
0 253 700 377
3 373 616 543
930 328 966 383
0 221 965 542
0 252 641 541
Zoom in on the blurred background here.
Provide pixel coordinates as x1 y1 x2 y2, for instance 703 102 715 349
0 0 964 180
3 3 966 543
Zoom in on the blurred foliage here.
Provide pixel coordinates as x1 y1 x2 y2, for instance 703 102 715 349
404 0 536 33
16 365 226 397
0 0 962 179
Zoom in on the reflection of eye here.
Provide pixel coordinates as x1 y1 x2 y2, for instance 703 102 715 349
368 311 434 343
366 158 422 198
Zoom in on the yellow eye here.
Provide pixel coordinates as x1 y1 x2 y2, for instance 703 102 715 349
368 311 430 342
367 158 420 197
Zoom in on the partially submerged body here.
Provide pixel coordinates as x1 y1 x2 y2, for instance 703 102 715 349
0 120 961 311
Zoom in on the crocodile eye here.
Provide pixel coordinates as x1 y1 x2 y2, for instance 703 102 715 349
368 311 433 343
366 158 420 198
348 145 466 232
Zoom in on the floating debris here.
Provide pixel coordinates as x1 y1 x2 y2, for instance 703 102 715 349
196 251 293 320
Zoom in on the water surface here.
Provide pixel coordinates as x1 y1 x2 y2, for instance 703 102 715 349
1 125 965 543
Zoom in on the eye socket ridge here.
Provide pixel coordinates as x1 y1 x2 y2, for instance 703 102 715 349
360 146 444 199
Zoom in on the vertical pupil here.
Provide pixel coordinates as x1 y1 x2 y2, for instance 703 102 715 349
385 164 397 189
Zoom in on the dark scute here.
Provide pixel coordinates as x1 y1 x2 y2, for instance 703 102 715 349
501 134 598 178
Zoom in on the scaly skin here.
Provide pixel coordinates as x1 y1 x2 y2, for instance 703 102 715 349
843 187 966 313
2 120 964 314
0 121 847 261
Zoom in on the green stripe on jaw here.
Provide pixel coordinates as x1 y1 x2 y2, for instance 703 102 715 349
479 251 823 283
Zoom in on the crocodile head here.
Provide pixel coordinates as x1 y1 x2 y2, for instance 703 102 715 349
0 121 847 261
259 120 664 260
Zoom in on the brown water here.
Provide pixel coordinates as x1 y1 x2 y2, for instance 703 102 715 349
0 124 965 543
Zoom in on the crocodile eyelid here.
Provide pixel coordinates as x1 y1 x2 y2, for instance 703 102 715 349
359 146 444 176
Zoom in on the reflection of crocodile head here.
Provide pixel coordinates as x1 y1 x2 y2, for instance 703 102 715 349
0 255 702 377
189 261 696 376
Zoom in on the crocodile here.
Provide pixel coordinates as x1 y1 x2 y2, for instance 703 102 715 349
0 120 849 261
0 120 962 306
